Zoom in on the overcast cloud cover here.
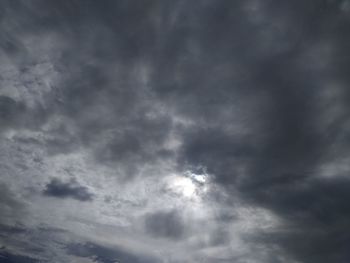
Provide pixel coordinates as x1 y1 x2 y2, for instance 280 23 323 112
1 0 350 262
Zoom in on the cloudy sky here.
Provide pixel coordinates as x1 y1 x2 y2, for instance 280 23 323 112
1 1 350 262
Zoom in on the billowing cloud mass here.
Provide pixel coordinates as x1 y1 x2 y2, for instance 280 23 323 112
1 0 350 262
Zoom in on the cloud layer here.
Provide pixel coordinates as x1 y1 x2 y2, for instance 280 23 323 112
1 0 350 262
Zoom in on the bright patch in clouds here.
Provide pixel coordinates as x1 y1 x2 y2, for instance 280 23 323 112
186 171 208 184
171 176 197 197
166 172 208 199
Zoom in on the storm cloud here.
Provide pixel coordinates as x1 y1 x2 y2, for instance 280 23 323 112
43 178 94 202
66 242 161 263
1 0 350 262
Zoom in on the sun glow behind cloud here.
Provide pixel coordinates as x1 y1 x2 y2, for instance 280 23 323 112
171 176 197 197
165 171 209 199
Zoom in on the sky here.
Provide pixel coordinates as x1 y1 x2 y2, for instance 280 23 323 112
1 0 350 262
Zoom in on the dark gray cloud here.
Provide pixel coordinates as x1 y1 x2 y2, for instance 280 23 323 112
66 242 160 263
0 183 26 227
163 1 350 262
0 224 71 263
43 178 93 201
1 0 350 262
0 96 25 129
144 210 185 240
0 224 27 236
152 1 350 262
241 176 350 263
0 250 40 263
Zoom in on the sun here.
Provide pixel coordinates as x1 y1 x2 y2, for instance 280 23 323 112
172 176 196 197
166 171 208 199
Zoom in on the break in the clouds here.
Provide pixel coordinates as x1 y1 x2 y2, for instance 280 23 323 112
1 0 350 262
